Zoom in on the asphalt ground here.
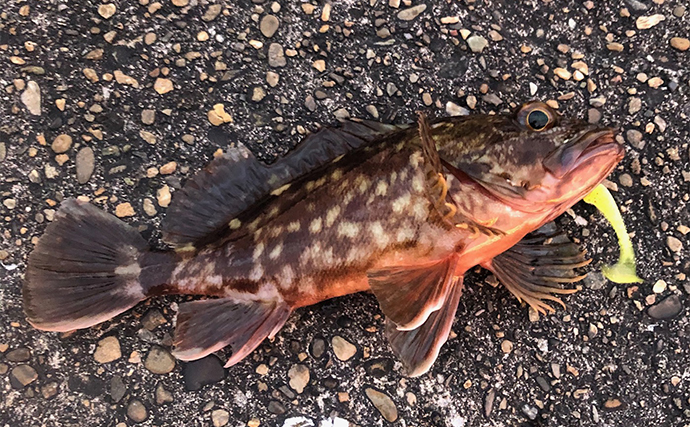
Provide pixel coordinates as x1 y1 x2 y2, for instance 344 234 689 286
0 0 689 426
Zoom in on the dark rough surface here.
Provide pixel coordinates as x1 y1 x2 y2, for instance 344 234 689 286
1 0 689 426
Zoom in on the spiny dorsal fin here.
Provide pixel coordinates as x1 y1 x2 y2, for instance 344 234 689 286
161 120 409 248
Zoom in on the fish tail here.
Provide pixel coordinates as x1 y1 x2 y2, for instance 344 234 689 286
23 198 176 331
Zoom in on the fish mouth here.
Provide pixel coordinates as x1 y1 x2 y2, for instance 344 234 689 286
543 128 623 179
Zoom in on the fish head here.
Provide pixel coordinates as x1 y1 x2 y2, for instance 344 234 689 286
438 101 624 212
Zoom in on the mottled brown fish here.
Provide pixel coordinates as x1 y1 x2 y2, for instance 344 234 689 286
24 101 624 376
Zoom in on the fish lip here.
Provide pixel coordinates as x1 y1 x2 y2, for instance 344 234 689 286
544 128 621 178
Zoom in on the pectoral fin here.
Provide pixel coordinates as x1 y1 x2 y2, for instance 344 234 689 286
368 255 460 331
386 277 463 377
483 224 589 315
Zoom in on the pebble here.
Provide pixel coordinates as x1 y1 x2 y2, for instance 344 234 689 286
397 4 426 20
6 348 31 362
94 336 121 363
626 129 644 149
446 101 469 116
260 15 279 38
51 134 72 153
140 130 157 145
115 203 135 218
670 37 690 52
652 280 667 294
0 142 5 162
268 401 287 414
312 60 326 72
268 43 286 67
501 340 513 353
97 4 116 19
666 236 683 253
647 295 683 320
127 399 148 423
365 388 398 422
21 81 41 115
467 35 488 53
208 104 233 126
607 42 624 52
288 364 310 394
182 355 225 391
154 78 173 94
76 147 95 184
332 336 356 361
144 345 176 374
619 173 633 187
159 161 177 175
141 109 155 125
628 97 642 114
202 4 222 21
266 71 279 87
172 0 189 7
110 375 126 402
636 14 665 30
10 365 38 387
155 383 174 404
41 382 59 399
251 87 266 102
157 185 171 207
211 409 230 427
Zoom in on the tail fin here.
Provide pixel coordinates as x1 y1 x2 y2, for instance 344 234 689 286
24 198 150 331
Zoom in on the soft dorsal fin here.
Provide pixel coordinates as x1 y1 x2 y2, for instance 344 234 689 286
161 120 409 248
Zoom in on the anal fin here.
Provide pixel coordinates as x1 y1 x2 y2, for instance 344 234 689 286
172 297 291 367
483 224 590 315
368 255 460 331
386 278 463 377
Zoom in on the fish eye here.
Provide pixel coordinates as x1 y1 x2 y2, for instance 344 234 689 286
516 102 557 132
527 110 550 131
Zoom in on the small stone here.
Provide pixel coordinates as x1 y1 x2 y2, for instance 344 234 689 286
6 348 31 362
98 4 116 19
365 388 398 422
607 42 624 52
268 43 286 67
628 97 642 114
260 15 279 38
467 35 488 53
647 77 663 89
267 401 286 415
288 364 310 394
154 78 173 94
554 68 572 80
501 340 513 353
110 375 126 402
333 108 350 120
667 236 683 253
115 203 135 218
446 101 469 116
673 5 686 17
312 60 326 72
140 130 157 145
211 409 230 427
636 14 665 30
41 382 59 399
21 81 41 115
3 198 16 209
144 32 156 45
670 37 689 52
182 355 225 391
94 336 121 363
10 365 38 388
619 173 633 187
208 104 233 126
172 0 189 7
652 280 667 294
76 147 95 184
141 109 155 125
113 70 139 87
251 87 266 102
127 399 148 423
142 309 166 330
626 129 644 149
202 4 222 21
0 142 5 162
144 346 176 374
266 71 279 87
51 134 72 153
155 383 174 404
332 336 356 361
159 161 177 175
397 4 426 21
157 185 171 208
648 295 683 320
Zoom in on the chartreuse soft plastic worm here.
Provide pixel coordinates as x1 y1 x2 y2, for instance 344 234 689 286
583 184 643 284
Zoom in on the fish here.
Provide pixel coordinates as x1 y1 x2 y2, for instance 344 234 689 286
23 101 624 377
